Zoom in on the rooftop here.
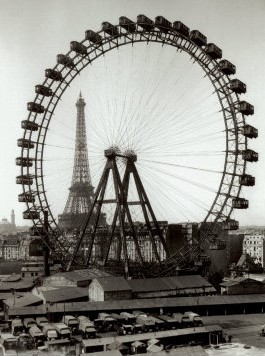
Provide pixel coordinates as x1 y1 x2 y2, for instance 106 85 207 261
0 277 37 291
127 275 214 292
43 268 112 286
81 327 216 348
4 292 42 308
96 276 131 292
220 277 265 287
8 294 265 317
41 286 88 303
43 294 265 314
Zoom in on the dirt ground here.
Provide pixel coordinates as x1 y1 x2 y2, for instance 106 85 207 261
204 314 265 349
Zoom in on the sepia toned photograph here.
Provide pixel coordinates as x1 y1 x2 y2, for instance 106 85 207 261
0 0 264 355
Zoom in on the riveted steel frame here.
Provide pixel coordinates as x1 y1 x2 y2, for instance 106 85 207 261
19 20 250 267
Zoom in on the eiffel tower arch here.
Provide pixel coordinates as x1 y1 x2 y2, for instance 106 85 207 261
58 93 106 231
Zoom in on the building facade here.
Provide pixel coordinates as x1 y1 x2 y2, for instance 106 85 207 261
88 277 132 301
221 277 265 295
243 233 265 267
0 233 31 260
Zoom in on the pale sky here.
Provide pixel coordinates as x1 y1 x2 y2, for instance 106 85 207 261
0 0 264 226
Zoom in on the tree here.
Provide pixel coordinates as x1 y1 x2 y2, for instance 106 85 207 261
207 271 224 293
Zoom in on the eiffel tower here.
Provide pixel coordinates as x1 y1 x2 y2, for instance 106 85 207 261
58 93 106 230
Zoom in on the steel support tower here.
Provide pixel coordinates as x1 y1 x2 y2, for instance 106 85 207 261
58 93 106 230
67 149 169 277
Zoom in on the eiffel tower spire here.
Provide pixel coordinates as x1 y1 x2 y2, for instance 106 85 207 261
58 95 106 230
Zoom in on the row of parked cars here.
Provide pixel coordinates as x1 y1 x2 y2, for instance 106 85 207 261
94 310 203 335
6 310 203 350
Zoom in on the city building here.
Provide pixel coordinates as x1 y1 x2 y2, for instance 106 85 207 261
165 223 198 252
243 232 265 267
0 236 20 260
0 233 35 261
21 256 61 278
109 234 167 262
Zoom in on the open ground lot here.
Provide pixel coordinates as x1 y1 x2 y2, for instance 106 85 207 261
204 314 265 349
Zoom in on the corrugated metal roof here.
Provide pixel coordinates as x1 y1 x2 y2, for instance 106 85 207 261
83 351 122 356
1 274 21 282
48 269 113 283
140 346 207 356
4 292 42 308
8 305 46 316
45 293 265 314
127 278 172 292
0 277 36 291
96 277 131 292
9 294 265 317
81 326 211 347
0 292 13 300
172 275 213 289
127 275 213 292
42 286 88 303
221 277 265 287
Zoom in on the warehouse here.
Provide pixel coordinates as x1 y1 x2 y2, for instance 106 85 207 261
89 276 132 301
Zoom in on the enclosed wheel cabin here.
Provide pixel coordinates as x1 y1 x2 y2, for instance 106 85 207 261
21 120 39 131
85 30 103 44
70 41 87 55
137 14 154 31
190 30 207 46
17 138 34 149
102 22 119 37
18 192 35 203
238 101 254 115
240 174 255 186
223 219 239 230
119 16 136 32
23 210 40 219
243 125 258 139
230 79 246 94
173 21 190 37
242 149 258 162
16 157 33 167
155 16 172 32
35 85 53 97
27 102 45 114
45 68 63 81
16 175 34 185
57 54 75 68
232 198 249 209
219 59 236 75
205 43 222 59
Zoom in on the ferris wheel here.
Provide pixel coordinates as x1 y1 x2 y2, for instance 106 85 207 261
16 15 258 274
